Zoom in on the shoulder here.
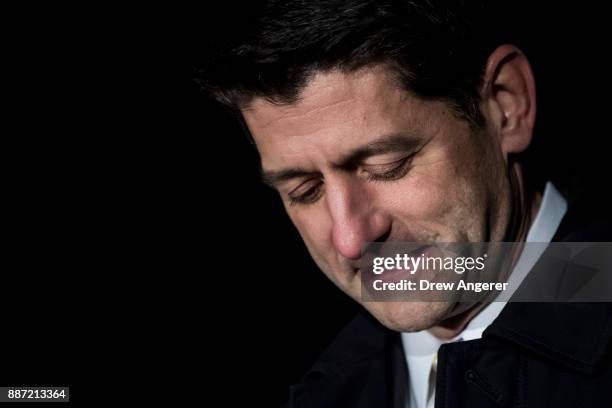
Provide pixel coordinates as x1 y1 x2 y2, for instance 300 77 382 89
286 311 407 407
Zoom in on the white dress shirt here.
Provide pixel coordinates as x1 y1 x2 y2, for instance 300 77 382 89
401 182 568 408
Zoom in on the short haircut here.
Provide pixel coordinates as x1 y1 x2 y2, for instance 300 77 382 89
199 0 506 129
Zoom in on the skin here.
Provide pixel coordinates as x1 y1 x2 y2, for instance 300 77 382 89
242 45 540 338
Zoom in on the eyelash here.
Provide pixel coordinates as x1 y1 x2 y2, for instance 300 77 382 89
288 184 323 206
288 156 413 206
365 156 412 182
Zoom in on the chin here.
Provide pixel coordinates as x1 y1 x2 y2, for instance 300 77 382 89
363 301 455 332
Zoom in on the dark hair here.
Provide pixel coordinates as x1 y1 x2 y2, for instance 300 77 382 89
199 0 501 129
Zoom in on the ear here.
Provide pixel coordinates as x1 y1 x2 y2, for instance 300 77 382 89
481 45 537 157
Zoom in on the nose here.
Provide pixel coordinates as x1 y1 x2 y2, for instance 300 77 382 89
327 178 391 260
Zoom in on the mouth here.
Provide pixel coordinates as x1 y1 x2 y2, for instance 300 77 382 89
355 243 434 282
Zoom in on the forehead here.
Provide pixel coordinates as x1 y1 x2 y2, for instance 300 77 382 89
242 66 410 140
241 66 457 174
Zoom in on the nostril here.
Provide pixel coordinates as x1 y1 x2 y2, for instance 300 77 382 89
374 227 392 243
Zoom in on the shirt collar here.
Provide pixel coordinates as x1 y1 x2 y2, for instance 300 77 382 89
401 181 567 407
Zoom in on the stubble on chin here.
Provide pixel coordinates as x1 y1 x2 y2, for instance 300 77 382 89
363 301 456 332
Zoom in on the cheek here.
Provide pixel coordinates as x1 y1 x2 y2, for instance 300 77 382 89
376 143 485 237
380 159 457 218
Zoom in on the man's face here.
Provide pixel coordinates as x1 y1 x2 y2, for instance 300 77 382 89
242 66 512 332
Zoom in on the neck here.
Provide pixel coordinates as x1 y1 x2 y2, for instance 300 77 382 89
428 163 543 341
505 163 542 243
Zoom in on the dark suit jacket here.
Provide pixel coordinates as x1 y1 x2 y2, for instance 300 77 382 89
285 198 612 407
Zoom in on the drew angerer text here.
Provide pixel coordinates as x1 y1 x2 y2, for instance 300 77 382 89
371 279 508 293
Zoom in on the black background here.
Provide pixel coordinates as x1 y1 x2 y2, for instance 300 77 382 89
2 1 611 406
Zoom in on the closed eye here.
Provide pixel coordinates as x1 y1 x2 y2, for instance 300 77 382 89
286 156 412 206
287 179 324 206
363 156 412 181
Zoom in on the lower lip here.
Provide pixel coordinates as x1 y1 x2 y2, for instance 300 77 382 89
368 267 410 282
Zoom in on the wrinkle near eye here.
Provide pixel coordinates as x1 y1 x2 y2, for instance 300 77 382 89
361 153 411 166
363 157 408 172
288 179 325 205
289 179 320 196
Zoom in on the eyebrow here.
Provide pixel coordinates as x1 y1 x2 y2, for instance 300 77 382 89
261 167 322 188
261 133 420 188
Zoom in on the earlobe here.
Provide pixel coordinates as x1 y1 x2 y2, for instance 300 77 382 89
481 45 537 156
